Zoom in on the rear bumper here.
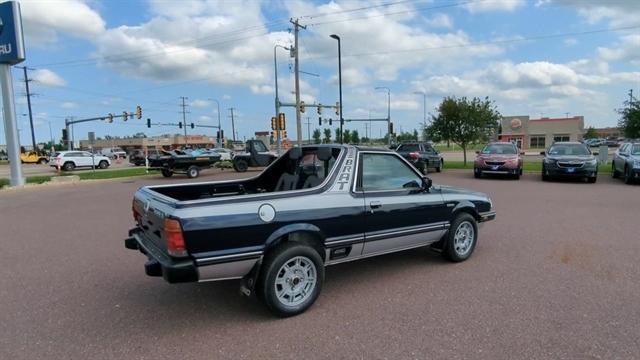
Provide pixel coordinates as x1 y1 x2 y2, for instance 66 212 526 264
125 227 261 283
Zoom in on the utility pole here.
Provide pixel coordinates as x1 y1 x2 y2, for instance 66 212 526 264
18 66 36 151
180 96 188 146
306 116 311 144
630 89 634 110
291 18 306 146
229 107 236 142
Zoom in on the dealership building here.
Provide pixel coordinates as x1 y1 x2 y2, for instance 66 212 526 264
499 115 585 149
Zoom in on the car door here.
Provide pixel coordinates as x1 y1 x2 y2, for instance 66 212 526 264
356 152 448 256
614 144 627 172
423 144 440 167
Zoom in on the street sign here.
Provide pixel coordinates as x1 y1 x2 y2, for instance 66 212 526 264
0 1 26 65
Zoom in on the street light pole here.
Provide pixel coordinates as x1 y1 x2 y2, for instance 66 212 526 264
209 98 222 148
413 91 427 140
274 44 289 153
375 86 391 146
330 34 343 144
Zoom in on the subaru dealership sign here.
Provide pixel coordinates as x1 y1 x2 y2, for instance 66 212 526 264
0 1 25 64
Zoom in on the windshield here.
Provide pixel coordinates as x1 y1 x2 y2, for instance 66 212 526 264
481 144 517 155
548 144 590 156
632 145 640 155
253 141 268 152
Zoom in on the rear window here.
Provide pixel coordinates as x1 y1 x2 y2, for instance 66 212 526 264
398 144 420 152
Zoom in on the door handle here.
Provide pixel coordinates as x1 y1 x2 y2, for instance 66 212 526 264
369 201 382 213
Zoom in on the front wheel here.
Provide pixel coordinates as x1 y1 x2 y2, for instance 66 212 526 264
39 158 48 165
186 166 199 179
435 160 442 173
473 168 481 178
161 169 173 178
63 162 75 171
443 213 478 262
611 162 620 178
624 167 634 184
98 160 109 169
233 159 249 172
258 243 324 317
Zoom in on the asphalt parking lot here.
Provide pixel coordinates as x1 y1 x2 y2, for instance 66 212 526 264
1 170 639 359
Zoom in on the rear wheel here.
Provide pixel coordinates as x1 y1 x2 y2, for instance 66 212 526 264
611 162 620 178
258 243 324 317
98 160 109 169
234 159 249 172
63 162 75 171
38 158 48 165
435 160 442 173
161 169 173 178
443 213 478 262
186 166 199 179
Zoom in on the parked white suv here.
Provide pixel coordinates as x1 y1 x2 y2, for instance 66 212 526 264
49 151 111 171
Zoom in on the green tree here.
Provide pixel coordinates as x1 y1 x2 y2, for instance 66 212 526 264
617 98 640 139
343 129 352 144
428 96 501 165
413 129 419 141
335 128 342 143
312 129 322 144
351 130 360 144
584 127 598 139
323 128 332 143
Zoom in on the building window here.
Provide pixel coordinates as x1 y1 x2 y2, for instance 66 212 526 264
530 136 546 148
553 134 570 142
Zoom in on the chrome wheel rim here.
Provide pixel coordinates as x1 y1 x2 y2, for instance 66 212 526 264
453 221 475 257
274 256 317 307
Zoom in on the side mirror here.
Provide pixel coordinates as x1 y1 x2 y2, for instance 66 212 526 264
475 150 480 155
593 151 599 156
539 151 546 155
422 176 432 191
520 151 525 156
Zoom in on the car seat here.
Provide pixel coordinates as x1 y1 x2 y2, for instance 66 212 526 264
275 147 302 191
302 147 333 188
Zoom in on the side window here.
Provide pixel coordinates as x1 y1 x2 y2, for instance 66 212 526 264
359 153 422 191
424 145 435 153
620 144 628 153
399 144 419 152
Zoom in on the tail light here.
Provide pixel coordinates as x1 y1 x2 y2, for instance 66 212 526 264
164 218 187 257
409 152 420 160
132 200 141 224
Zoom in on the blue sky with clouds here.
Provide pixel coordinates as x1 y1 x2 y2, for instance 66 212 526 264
2 0 639 145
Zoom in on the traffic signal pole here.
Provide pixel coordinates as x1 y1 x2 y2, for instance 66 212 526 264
64 109 141 150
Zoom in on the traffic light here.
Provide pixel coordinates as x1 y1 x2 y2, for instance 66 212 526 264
220 130 224 139
318 117 322 126
179 122 183 129
283 130 287 138
389 122 394 134
329 118 332 126
135 105 142 120
299 101 305 113
123 111 129 121
61 129 68 142
146 118 151 128
278 112 285 130
317 104 322 115
190 123 194 129
107 113 113 123
271 117 276 130
335 102 340 115
216 130 221 140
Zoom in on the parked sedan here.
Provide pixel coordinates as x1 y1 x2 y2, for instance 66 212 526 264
541 142 598 183
49 151 111 171
611 142 640 184
474 142 523 179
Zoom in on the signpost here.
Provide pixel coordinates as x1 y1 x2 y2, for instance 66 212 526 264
0 1 26 187
88 131 95 171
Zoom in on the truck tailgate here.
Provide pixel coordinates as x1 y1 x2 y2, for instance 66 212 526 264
132 188 178 253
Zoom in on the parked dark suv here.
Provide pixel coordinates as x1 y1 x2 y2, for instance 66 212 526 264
129 148 160 166
395 142 443 174
541 142 598 183
611 142 640 184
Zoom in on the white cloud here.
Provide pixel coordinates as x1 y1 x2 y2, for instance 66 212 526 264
424 13 453 29
19 0 106 45
61 102 78 109
564 38 577 46
190 99 211 108
464 0 525 13
597 34 640 65
198 115 213 123
222 95 231 100
250 84 275 95
31 69 66 87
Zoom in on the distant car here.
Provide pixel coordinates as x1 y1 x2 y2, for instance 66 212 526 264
395 142 443 174
129 149 160 166
49 151 111 171
101 147 127 159
0 153 8 161
20 151 49 164
541 142 598 183
474 142 523 179
611 142 640 184
210 148 233 161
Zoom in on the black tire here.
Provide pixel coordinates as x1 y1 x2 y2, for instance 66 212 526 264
624 166 633 184
257 242 324 317
443 213 478 262
436 160 442 173
63 162 75 171
611 162 620 178
542 165 549 181
234 159 249 172
161 169 173 178
588 176 597 183
186 166 199 179
473 168 481 178
39 158 48 165
513 173 521 180
98 160 109 169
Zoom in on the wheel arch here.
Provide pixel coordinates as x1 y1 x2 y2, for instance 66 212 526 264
264 223 326 261
451 201 481 222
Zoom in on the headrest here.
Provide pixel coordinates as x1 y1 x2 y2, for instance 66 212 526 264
316 147 333 161
289 147 302 160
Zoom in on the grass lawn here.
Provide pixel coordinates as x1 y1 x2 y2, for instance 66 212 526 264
443 160 611 173
0 175 53 189
61 167 152 180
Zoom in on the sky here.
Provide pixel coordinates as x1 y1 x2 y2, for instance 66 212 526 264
1 0 639 145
